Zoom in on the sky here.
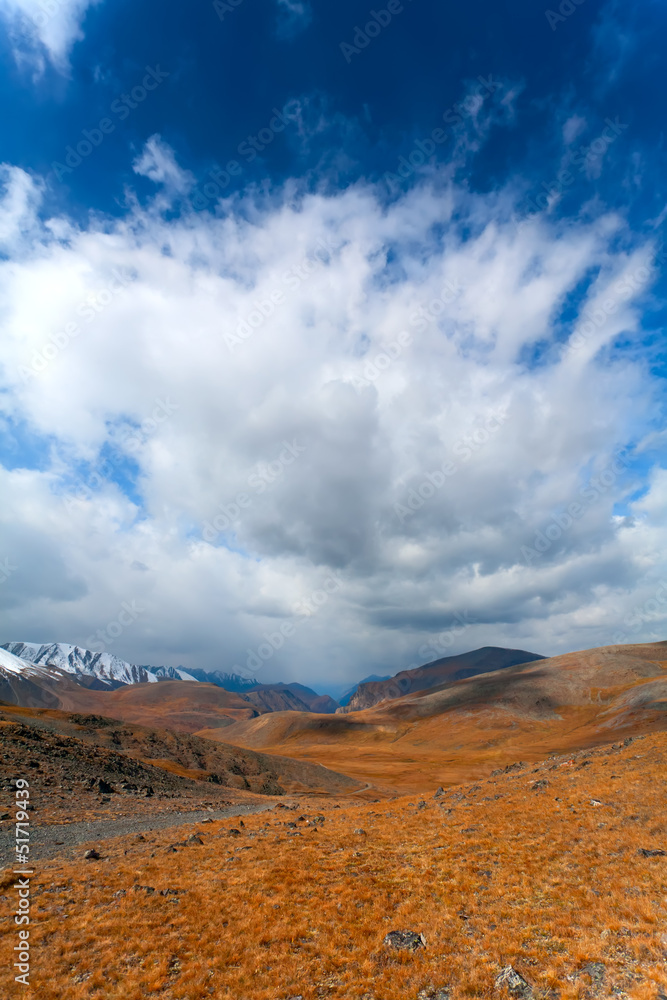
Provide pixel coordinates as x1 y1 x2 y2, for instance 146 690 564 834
0 0 666 692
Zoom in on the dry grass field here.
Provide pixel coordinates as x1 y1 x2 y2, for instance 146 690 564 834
2 731 666 1000
201 642 667 793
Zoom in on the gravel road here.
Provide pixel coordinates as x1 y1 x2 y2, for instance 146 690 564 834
1 802 276 863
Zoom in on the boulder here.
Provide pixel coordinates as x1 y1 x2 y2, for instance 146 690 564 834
495 965 532 997
383 930 426 951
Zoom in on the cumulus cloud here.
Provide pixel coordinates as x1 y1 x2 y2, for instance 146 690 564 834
0 0 102 75
0 142 665 685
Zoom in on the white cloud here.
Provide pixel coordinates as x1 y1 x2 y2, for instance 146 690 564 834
276 0 312 39
0 0 102 75
0 144 664 685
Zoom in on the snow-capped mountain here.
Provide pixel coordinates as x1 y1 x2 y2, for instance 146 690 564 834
141 664 198 682
2 642 159 687
1 642 202 688
0 645 51 679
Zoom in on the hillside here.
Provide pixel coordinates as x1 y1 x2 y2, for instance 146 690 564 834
205 640 667 792
0 702 364 824
339 646 544 712
4 730 665 1000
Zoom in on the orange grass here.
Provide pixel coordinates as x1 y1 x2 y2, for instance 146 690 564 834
2 732 666 1000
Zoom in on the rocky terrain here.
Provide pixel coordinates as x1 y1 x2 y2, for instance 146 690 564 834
0 704 364 825
1 730 665 999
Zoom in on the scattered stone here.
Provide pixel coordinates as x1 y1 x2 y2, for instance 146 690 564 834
577 962 605 984
433 787 445 798
228 828 242 837
637 848 666 857
495 965 533 997
417 989 450 1000
133 884 155 894
531 779 548 791
354 828 367 835
187 834 203 845
84 849 100 860
383 930 426 951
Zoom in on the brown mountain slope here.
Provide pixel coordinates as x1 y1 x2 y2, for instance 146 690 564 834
339 645 544 711
0 677 262 731
203 640 667 792
0 702 364 822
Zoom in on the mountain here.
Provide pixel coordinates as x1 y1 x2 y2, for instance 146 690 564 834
204 640 667 793
248 682 339 714
137 664 199 681
183 668 259 691
338 674 391 707
337 646 544 712
3 641 158 687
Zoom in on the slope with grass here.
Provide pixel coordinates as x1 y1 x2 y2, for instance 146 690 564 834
202 641 667 792
4 731 665 1000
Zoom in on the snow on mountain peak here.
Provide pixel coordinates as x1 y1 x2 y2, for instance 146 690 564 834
1 642 159 686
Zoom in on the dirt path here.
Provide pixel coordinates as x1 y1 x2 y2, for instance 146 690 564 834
0 802 277 863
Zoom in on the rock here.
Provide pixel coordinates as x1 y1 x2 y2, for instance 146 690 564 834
141 786 154 797
0 812 9 820
418 989 449 1000
495 965 533 997
187 834 203 844
637 847 666 857
531 779 548 791
577 962 605 983
239 819 245 827
201 817 213 823
433 787 445 798
133 884 155 894
91 778 115 794
228 828 242 837
417 800 427 809
383 930 426 951
354 828 367 835
84 849 100 860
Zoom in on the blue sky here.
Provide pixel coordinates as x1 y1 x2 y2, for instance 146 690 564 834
0 0 665 687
